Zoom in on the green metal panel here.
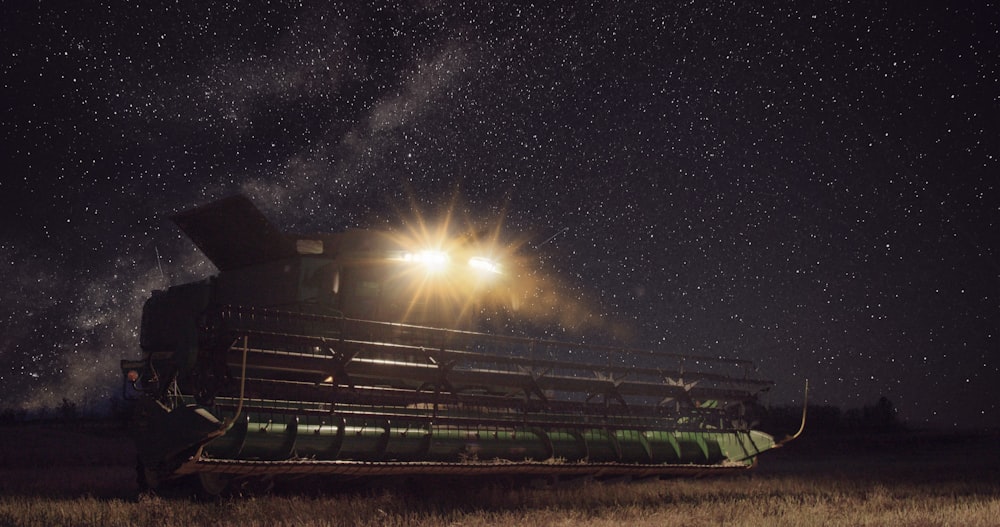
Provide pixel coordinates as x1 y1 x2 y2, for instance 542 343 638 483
675 432 709 463
238 415 298 461
293 416 345 460
581 429 620 462
338 418 390 461
383 421 432 461
615 430 652 463
426 427 550 462
644 430 682 463
546 429 587 462
709 430 775 464
702 435 725 464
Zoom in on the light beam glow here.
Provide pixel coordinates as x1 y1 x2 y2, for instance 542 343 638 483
469 256 502 275
402 250 451 272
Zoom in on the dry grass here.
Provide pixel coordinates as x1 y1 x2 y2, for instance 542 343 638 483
1 422 998 527
2 476 999 527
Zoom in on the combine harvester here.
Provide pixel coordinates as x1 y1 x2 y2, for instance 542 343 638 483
121 195 793 495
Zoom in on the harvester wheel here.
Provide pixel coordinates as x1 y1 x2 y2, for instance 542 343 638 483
136 458 161 493
197 472 232 497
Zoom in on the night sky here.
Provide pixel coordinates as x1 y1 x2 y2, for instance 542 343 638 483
2 2 997 429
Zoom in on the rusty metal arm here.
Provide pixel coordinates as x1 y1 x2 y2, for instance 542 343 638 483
776 379 808 447
221 336 249 431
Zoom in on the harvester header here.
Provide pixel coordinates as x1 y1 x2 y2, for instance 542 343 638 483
121 195 784 495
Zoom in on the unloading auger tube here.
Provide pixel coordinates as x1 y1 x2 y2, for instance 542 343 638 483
123 304 786 493
118 195 793 495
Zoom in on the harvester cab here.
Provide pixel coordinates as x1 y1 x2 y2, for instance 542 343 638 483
170 194 506 326
121 195 783 496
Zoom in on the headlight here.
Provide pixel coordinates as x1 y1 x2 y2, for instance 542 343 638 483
402 250 450 272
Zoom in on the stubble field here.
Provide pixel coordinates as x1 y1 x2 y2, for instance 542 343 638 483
1 421 997 527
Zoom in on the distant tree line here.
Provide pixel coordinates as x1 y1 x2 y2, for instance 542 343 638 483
757 396 903 435
0 395 132 425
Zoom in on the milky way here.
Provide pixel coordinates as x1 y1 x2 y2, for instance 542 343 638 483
2 2 997 428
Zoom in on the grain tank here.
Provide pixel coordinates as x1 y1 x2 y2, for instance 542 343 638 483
121 195 784 495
